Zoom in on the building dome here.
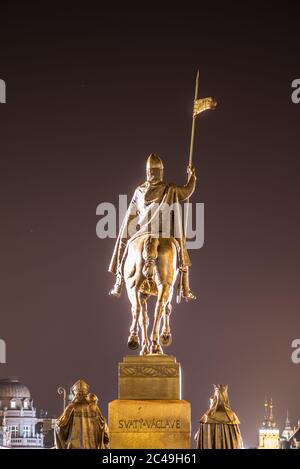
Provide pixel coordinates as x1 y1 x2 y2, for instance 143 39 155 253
0 378 30 399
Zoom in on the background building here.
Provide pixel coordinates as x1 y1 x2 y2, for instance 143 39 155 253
258 398 280 449
281 411 294 443
281 416 300 449
285 426 300 449
0 377 54 448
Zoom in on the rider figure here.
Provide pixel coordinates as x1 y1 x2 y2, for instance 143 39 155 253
109 154 196 301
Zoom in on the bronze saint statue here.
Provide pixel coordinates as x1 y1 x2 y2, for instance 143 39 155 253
55 379 109 449
195 384 243 449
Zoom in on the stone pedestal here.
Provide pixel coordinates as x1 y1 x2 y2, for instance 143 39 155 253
109 355 191 449
109 399 190 449
118 355 181 400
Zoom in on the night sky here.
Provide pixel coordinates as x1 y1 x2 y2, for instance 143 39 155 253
1 2 300 447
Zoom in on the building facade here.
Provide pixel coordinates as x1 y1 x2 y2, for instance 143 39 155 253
281 414 300 449
258 398 280 449
281 411 294 442
285 426 300 449
0 377 44 448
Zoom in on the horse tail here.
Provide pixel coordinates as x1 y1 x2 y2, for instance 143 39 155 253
139 235 158 296
142 235 158 278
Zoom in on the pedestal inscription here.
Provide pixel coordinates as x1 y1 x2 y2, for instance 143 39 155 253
109 399 191 449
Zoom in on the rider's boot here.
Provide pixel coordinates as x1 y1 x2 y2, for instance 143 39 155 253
109 272 123 298
182 268 196 301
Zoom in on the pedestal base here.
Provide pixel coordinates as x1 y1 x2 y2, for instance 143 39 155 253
118 355 181 400
109 399 191 449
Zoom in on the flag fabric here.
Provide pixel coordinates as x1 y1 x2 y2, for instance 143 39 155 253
193 97 217 117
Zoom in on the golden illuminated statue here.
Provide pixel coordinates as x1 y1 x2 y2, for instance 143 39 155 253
195 384 243 449
109 153 196 355
109 154 196 300
108 71 217 356
54 379 109 449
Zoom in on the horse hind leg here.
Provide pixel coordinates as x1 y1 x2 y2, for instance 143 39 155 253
160 299 172 347
127 290 141 350
150 285 169 355
138 292 150 355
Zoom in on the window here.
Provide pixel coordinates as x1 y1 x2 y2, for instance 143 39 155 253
23 425 31 438
23 400 29 409
9 425 18 438
10 400 16 409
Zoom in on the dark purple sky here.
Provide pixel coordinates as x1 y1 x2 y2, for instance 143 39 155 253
0 2 300 447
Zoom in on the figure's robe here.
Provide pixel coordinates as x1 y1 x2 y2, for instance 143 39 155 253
109 176 196 275
195 387 243 449
55 399 109 449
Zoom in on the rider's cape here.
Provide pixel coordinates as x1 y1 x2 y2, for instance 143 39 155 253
108 181 191 275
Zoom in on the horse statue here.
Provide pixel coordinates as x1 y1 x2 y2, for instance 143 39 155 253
109 154 197 355
124 234 178 355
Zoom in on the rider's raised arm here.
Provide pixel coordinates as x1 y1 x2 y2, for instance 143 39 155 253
176 166 197 201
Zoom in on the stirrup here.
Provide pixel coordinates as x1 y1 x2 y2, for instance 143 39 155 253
183 289 197 302
109 278 123 298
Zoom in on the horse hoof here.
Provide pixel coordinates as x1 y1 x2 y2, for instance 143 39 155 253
127 334 140 350
160 333 172 347
140 345 150 356
151 343 163 355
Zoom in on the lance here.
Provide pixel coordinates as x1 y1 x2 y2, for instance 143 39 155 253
185 69 200 236
177 71 217 303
